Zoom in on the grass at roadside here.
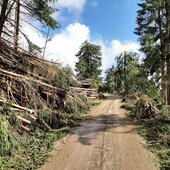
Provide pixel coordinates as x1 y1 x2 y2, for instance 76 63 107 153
0 98 102 170
123 99 170 170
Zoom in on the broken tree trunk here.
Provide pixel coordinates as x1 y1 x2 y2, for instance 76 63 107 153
0 0 9 37
16 115 31 125
14 0 20 50
0 97 35 114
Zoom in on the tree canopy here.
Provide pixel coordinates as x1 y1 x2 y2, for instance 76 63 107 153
103 52 160 99
75 41 102 81
0 0 59 52
135 0 170 105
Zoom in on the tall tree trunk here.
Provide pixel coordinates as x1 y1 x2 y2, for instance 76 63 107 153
167 56 170 105
162 63 168 105
165 0 170 105
0 0 9 38
42 26 50 58
157 6 167 104
123 52 129 95
14 0 20 50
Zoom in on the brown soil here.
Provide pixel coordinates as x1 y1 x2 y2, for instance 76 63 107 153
40 97 159 170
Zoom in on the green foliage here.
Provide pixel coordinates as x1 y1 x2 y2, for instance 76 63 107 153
27 0 59 29
0 116 15 157
134 0 170 104
27 38 43 55
137 112 170 170
0 0 59 55
75 41 102 82
103 51 160 100
125 97 170 170
103 65 115 93
52 65 78 90
0 94 92 169
0 130 67 170
0 61 93 169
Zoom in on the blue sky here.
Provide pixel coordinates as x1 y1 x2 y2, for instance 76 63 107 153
23 0 140 71
55 0 140 42
82 0 139 42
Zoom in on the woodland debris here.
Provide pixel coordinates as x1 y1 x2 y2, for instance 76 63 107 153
16 115 31 124
0 97 35 114
0 40 90 134
70 87 99 98
20 125 30 132
0 67 66 94
133 95 161 119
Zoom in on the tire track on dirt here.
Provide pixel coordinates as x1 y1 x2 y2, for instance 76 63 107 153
40 97 159 170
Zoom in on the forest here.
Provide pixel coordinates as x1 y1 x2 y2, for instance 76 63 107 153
0 0 170 170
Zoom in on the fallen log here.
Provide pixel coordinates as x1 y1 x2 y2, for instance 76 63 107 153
0 97 35 114
16 115 31 124
70 87 97 92
0 67 66 94
9 108 36 120
134 96 161 119
20 125 30 132
0 59 49 83
70 87 98 98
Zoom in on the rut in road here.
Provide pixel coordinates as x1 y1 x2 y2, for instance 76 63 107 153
40 97 159 170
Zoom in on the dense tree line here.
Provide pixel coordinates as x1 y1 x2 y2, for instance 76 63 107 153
135 0 170 104
103 52 159 99
103 0 170 105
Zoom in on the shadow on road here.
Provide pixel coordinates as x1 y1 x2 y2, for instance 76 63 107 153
71 97 135 146
103 95 122 100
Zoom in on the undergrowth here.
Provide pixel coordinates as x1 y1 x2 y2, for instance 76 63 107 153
0 40 102 169
137 113 170 170
0 98 100 170
0 129 68 170
124 99 170 170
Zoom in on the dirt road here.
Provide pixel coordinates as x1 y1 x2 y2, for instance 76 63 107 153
40 97 159 170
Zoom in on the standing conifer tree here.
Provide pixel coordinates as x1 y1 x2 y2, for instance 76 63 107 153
165 0 170 104
135 0 170 104
75 41 102 82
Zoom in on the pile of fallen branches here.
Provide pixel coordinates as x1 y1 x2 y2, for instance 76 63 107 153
132 95 161 119
70 87 99 98
0 40 89 132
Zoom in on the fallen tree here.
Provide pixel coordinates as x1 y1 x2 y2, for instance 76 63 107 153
0 40 90 134
132 95 161 119
0 67 66 94
70 87 99 98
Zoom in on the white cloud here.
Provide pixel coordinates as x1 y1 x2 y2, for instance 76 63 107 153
22 23 90 68
57 0 86 13
21 22 139 74
45 23 90 68
90 1 98 8
95 40 140 71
